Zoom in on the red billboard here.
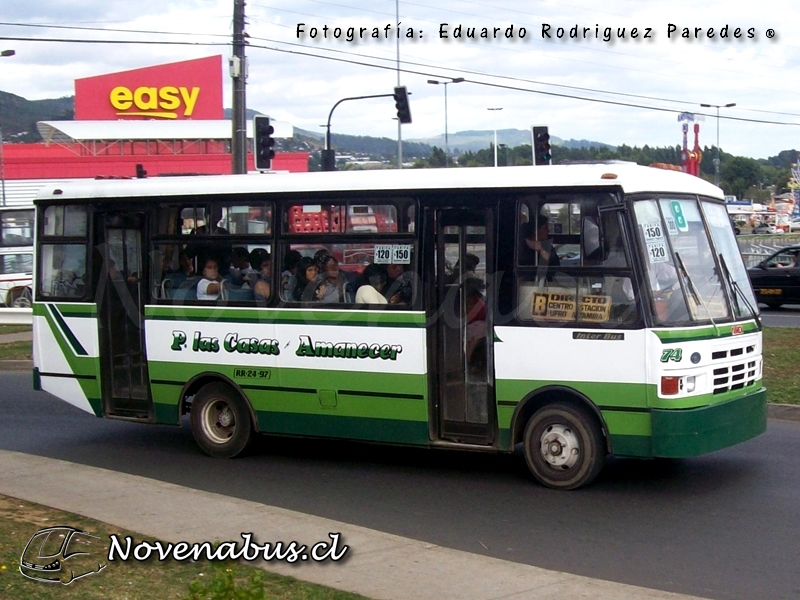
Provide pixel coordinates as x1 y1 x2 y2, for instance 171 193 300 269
74 56 223 121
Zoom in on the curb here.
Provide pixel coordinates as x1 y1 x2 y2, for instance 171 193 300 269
767 403 800 422
4 359 799 422
0 360 32 371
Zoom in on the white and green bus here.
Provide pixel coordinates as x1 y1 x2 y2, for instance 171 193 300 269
32 163 766 489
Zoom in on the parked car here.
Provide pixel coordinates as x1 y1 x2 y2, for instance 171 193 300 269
752 223 783 235
747 245 800 308
789 219 800 232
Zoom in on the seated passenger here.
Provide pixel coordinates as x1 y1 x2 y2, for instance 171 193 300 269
197 258 223 301
250 254 272 302
519 217 560 281
228 246 255 285
280 250 302 300
291 256 320 301
385 263 414 303
315 255 353 303
355 264 388 304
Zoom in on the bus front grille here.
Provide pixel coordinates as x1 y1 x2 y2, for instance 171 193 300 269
712 359 759 394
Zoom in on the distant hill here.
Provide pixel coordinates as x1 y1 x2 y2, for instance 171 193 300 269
0 91 618 157
409 129 615 153
0 91 73 142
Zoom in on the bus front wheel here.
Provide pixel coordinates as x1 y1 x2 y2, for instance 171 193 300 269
191 383 253 458
523 402 605 490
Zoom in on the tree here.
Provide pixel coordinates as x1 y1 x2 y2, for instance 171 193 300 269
428 146 447 168
720 156 761 200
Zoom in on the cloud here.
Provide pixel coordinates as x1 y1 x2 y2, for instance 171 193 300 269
0 0 797 158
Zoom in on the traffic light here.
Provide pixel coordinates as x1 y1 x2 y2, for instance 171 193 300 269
253 115 275 170
532 125 552 166
393 86 412 124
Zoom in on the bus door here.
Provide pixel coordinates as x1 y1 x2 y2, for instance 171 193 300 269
96 211 152 419
433 208 495 445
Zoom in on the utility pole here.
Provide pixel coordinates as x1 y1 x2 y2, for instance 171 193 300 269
395 0 403 169
231 0 248 174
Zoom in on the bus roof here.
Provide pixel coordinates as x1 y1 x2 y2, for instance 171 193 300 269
34 163 723 203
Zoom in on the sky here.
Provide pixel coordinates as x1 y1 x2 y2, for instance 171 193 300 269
0 0 798 160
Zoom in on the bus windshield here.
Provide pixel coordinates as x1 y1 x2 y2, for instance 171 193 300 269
633 196 758 325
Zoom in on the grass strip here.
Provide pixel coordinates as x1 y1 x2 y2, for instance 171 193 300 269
0 494 369 600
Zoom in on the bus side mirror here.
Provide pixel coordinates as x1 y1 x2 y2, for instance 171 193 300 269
581 217 602 262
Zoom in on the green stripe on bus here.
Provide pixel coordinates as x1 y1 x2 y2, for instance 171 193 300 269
651 389 766 457
495 379 650 414
653 321 759 342
146 361 429 422
144 305 426 327
607 434 652 457
34 303 97 317
47 304 88 356
37 305 102 415
254 411 430 446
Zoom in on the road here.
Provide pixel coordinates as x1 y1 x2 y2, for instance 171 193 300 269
759 303 800 327
3 371 799 600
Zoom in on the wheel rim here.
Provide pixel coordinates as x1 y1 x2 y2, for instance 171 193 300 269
200 400 236 444
539 424 581 469
12 289 31 308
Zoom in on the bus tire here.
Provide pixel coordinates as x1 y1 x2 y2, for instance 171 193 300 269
11 287 32 308
523 402 605 490
191 383 253 458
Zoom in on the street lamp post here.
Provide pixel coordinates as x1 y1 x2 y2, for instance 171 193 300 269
487 107 503 167
700 102 736 187
427 78 464 167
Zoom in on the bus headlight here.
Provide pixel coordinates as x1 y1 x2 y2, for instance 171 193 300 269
661 375 699 396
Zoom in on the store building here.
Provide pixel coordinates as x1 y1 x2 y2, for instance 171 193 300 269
1 55 308 206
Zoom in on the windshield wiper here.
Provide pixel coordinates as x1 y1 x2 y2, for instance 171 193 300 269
675 252 719 335
719 253 762 328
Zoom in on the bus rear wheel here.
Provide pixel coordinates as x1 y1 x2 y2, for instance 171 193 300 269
523 402 605 490
10 287 32 308
191 383 253 458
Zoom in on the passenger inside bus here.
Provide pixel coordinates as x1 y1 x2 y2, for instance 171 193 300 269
465 276 487 370
315 255 354 303
385 263 414 303
196 257 223 301
228 247 255 286
280 250 303 299
250 252 272 302
519 217 560 277
354 263 388 304
290 257 320 301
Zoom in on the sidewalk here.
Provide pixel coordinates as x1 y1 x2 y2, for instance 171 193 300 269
0 449 710 600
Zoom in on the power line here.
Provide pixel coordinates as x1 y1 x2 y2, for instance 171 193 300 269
2 31 800 127
3 20 798 118
0 21 229 38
